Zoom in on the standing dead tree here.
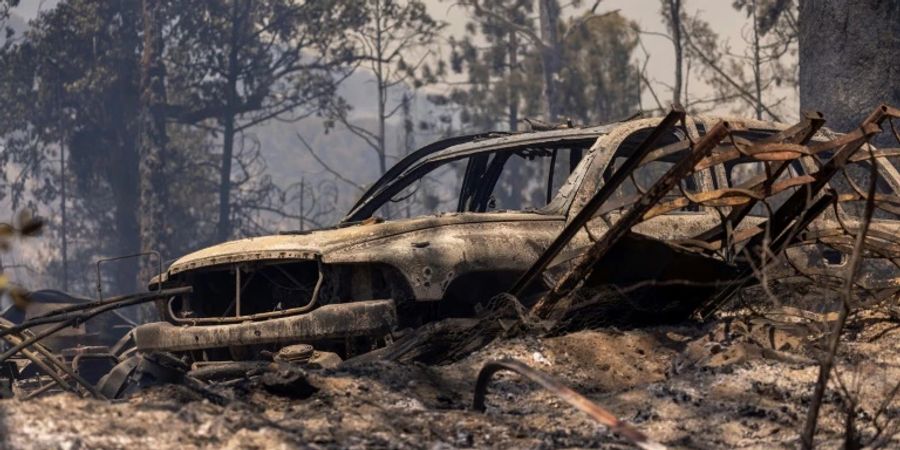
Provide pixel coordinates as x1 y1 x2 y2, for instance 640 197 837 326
323 0 443 182
166 0 366 242
138 0 170 281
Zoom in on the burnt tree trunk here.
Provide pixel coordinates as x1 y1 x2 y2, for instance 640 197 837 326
111 122 141 295
798 3 899 446
667 0 683 106
538 0 561 123
799 0 900 139
216 0 246 243
508 29 519 131
139 0 169 281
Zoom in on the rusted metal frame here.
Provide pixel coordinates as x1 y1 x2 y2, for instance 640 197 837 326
798 226 900 246
692 135 814 172
837 193 900 216
27 341 105 399
830 199 900 260
733 141 816 161
23 376 67 400
591 175 802 218
694 112 826 244
473 359 664 450
821 201 900 263
0 288 191 366
836 154 900 215
693 124 830 172
1 318 101 398
848 148 900 162
792 202 900 275
644 187 763 220
531 121 731 318
0 327 76 395
695 192 836 320
801 234 900 265
736 124 884 256
704 185 898 256
646 174 816 221
648 115 823 228
0 286 193 340
695 122 881 254
816 227 900 257
760 111 826 145
508 107 686 298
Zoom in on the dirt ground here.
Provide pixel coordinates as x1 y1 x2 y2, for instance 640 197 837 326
1 309 898 449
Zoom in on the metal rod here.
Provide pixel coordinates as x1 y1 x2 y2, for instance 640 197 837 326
96 251 162 300
473 359 664 450
694 111 826 244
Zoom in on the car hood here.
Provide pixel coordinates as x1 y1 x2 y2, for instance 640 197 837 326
162 212 559 278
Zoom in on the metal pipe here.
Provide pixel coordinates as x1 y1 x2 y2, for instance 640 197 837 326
0 288 189 366
96 251 162 300
0 332 75 395
0 287 192 340
473 359 664 450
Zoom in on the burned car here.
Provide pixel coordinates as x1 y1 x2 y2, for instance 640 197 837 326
134 107 900 362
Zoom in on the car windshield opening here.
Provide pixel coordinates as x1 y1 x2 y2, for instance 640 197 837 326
345 139 596 222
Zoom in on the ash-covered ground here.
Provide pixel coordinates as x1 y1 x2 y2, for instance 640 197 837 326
1 310 898 450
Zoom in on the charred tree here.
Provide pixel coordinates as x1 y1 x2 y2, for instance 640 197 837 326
664 0 684 106
139 0 170 279
215 0 249 243
538 0 562 122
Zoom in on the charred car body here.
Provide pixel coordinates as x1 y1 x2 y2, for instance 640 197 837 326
131 106 900 363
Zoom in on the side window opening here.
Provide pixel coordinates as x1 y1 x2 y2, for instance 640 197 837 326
372 159 468 219
489 148 576 211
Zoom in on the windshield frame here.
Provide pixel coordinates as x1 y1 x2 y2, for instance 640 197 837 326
341 126 615 224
